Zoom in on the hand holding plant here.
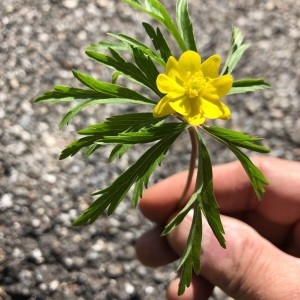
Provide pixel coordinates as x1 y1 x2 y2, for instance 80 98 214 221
35 0 270 295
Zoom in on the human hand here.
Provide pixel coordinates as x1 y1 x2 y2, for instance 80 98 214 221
136 157 300 299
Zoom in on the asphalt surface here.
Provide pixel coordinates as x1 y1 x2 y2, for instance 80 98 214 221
1 0 299 299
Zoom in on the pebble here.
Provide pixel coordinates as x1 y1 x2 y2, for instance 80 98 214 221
28 248 44 265
49 280 60 292
62 0 79 9
106 263 123 278
0 193 13 210
124 282 135 294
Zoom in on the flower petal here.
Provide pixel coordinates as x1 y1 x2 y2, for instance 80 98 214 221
166 56 180 80
219 102 231 120
178 50 201 78
202 81 219 102
212 74 233 97
169 96 191 116
153 96 176 118
201 54 221 78
184 100 205 125
200 97 224 119
201 96 231 120
156 74 184 95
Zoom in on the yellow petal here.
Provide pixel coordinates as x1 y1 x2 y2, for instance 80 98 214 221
201 54 221 78
219 102 231 120
184 101 205 125
202 82 219 102
185 114 206 126
153 96 176 118
156 74 184 95
169 96 191 116
200 96 231 120
201 97 224 119
178 50 201 78
212 74 233 97
166 56 180 80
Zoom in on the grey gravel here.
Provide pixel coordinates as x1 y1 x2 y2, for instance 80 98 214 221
1 0 300 299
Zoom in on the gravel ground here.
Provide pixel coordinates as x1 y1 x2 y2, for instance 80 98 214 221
1 0 300 299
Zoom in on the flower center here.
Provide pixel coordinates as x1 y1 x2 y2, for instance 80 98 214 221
185 71 206 99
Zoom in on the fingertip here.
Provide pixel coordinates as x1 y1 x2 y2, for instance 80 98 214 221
139 171 193 223
135 225 178 267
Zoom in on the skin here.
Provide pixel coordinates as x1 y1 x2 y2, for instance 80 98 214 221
135 156 300 299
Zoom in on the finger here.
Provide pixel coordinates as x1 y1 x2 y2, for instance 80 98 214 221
167 213 300 299
139 158 250 223
135 225 178 267
140 157 300 225
285 220 300 257
214 156 300 225
213 157 300 246
167 276 214 300
139 170 196 223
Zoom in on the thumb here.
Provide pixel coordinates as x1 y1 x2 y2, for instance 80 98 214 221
167 214 300 299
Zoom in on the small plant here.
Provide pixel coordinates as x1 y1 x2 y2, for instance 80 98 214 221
35 0 270 295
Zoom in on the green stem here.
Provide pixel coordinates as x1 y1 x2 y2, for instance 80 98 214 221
177 126 198 210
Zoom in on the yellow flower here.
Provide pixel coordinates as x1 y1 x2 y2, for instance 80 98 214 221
153 50 233 126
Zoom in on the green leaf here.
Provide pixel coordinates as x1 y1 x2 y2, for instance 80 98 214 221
142 22 172 62
203 126 270 153
72 129 184 225
228 78 271 95
132 150 162 206
177 204 202 295
85 40 128 52
34 85 105 103
85 49 162 95
221 26 250 75
196 131 226 248
228 145 268 198
72 70 156 103
122 0 187 51
60 113 163 159
79 113 163 136
203 127 268 198
59 136 100 160
34 77 156 129
98 122 187 144
109 144 132 162
60 97 153 129
107 33 165 66
176 0 197 51
112 71 123 84
131 47 160 92
84 144 102 158
162 187 201 236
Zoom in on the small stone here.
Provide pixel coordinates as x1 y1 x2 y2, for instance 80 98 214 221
49 280 59 292
28 248 44 264
0 193 13 210
63 257 74 269
106 264 123 278
124 282 135 294
62 0 79 9
9 78 19 89
12 247 23 259
42 174 57 184
31 218 41 228
91 239 106 252
145 285 154 295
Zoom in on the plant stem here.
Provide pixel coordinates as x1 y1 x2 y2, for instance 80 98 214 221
177 126 198 210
